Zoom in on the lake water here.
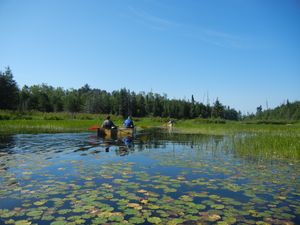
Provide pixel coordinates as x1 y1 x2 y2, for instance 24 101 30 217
0 130 299 225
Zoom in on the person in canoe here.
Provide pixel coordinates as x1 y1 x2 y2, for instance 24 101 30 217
123 116 134 128
101 116 117 129
167 119 175 127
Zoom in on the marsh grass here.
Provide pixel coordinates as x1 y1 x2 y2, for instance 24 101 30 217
0 111 127 134
1 111 300 160
1 111 300 135
0 120 92 134
232 132 300 161
171 119 300 161
175 119 300 135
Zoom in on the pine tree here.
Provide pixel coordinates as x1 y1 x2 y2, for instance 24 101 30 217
212 98 224 118
0 67 19 109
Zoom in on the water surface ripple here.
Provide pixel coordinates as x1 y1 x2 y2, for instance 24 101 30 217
0 131 299 225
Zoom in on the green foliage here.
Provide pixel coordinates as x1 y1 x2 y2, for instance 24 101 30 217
212 98 224 118
233 132 300 160
64 90 83 113
244 120 296 125
0 67 243 120
249 100 300 121
192 118 226 124
1 67 298 122
19 85 65 112
0 67 19 110
0 114 11 120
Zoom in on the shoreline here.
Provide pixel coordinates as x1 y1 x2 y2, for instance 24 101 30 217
0 119 299 161
1 118 300 135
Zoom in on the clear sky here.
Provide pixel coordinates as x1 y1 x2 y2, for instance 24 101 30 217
0 0 299 114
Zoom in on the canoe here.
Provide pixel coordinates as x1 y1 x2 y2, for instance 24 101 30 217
97 127 135 138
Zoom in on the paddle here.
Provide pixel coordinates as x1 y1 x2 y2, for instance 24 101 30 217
88 125 100 131
118 127 135 135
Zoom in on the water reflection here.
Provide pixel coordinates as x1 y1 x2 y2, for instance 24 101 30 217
0 130 299 224
0 129 297 163
0 130 217 156
0 135 15 155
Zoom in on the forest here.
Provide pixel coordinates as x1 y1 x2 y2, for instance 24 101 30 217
1 67 299 121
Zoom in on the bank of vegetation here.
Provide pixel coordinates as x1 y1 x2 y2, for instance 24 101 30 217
1 66 300 160
0 67 240 120
2 66 300 123
2 67 300 123
0 110 299 161
248 101 300 121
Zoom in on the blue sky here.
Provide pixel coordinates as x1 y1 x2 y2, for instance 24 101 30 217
0 0 299 114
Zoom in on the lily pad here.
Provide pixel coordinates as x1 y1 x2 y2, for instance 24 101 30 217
33 200 47 206
15 221 32 225
211 204 225 210
128 216 145 224
147 217 162 224
26 210 43 217
50 221 67 225
127 203 143 210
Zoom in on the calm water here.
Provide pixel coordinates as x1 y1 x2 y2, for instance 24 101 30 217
0 130 299 225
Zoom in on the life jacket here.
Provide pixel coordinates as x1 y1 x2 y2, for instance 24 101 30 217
124 119 134 128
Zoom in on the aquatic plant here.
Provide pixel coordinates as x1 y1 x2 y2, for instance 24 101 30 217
0 131 299 224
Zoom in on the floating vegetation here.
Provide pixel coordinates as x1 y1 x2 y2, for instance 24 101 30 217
0 131 299 224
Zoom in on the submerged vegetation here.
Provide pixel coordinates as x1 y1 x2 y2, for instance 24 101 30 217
0 132 299 225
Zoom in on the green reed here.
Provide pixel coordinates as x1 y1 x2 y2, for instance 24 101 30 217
1 111 300 161
232 132 300 161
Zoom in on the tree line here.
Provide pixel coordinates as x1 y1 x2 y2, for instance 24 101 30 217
1 67 241 120
251 100 300 121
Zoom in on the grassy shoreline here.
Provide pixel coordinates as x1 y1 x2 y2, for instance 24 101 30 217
1 112 300 160
0 111 300 135
0 114 300 161
1 118 300 135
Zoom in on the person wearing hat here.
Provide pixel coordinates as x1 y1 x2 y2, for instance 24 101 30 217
123 116 134 128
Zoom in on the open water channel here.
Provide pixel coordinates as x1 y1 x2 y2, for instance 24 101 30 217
0 129 299 224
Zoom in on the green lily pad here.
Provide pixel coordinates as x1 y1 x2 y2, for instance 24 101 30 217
223 217 237 224
147 204 160 210
195 204 206 210
163 188 177 193
217 221 229 225
179 195 193 202
108 215 124 222
33 200 47 206
184 214 198 220
74 219 85 224
91 217 107 224
207 214 221 222
147 217 162 224
124 208 139 215
41 215 55 221
129 216 145 224
166 218 185 225
255 222 269 225
26 210 43 217
15 220 32 225
4 219 15 224
50 221 67 225
211 204 225 210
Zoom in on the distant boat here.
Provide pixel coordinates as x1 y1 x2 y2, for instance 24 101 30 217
97 127 135 138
